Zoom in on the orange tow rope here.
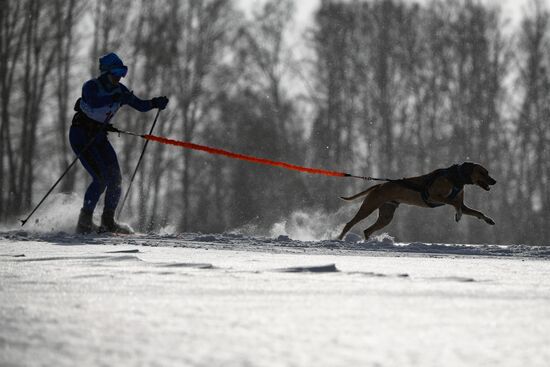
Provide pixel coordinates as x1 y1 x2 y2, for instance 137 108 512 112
142 134 354 178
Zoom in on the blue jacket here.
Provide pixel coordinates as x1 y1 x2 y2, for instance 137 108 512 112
80 74 153 123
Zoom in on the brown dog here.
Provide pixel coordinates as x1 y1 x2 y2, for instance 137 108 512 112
337 162 496 240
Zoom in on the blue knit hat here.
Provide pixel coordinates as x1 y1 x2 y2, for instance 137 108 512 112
99 52 128 77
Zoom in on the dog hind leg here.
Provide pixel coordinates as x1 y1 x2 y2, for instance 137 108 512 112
337 214 364 241
363 202 399 239
337 197 385 240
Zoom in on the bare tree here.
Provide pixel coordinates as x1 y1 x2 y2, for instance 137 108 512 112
514 0 550 243
0 0 25 220
16 1 59 212
169 0 233 231
54 0 86 193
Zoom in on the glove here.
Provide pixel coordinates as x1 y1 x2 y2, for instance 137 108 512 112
112 91 134 105
151 96 169 110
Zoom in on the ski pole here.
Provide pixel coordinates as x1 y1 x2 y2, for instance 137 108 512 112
117 109 161 218
20 126 109 227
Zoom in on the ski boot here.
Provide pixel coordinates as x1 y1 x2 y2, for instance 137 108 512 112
76 208 99 234
100 208 134 234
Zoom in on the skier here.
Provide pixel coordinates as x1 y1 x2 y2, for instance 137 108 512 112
70 52 168 234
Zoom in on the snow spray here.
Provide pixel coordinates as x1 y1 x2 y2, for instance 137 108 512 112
11 193 83 233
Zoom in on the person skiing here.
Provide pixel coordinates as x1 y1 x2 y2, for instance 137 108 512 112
70 52 168 234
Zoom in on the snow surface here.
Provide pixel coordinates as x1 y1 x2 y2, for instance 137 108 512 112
1 230 550 367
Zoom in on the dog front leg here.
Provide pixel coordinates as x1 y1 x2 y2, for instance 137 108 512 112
431 194 463 222
461 203 495 225
440 191 464 223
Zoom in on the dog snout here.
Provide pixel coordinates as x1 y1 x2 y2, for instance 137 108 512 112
488 177 496 185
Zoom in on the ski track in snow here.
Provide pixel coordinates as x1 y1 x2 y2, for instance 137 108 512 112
1 230 550 259
1 230 550 367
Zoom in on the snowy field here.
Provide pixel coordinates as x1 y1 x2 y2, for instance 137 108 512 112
1 230 550 367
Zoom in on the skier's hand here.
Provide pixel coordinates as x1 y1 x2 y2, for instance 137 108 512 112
151 96 169 110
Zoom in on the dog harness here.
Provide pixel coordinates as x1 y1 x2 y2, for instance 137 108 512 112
393 164 473 208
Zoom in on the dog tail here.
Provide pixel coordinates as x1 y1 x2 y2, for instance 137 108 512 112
340 185 378 201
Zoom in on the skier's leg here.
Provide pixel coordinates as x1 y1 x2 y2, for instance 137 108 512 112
101 139 122 212
69 126 109 232
99 138 132 234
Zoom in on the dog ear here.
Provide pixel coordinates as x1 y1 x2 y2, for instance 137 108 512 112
460 162 476 181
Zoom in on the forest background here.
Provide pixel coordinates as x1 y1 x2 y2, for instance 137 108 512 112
1 0 549 245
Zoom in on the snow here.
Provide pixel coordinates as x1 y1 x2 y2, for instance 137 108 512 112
1 230 550 367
